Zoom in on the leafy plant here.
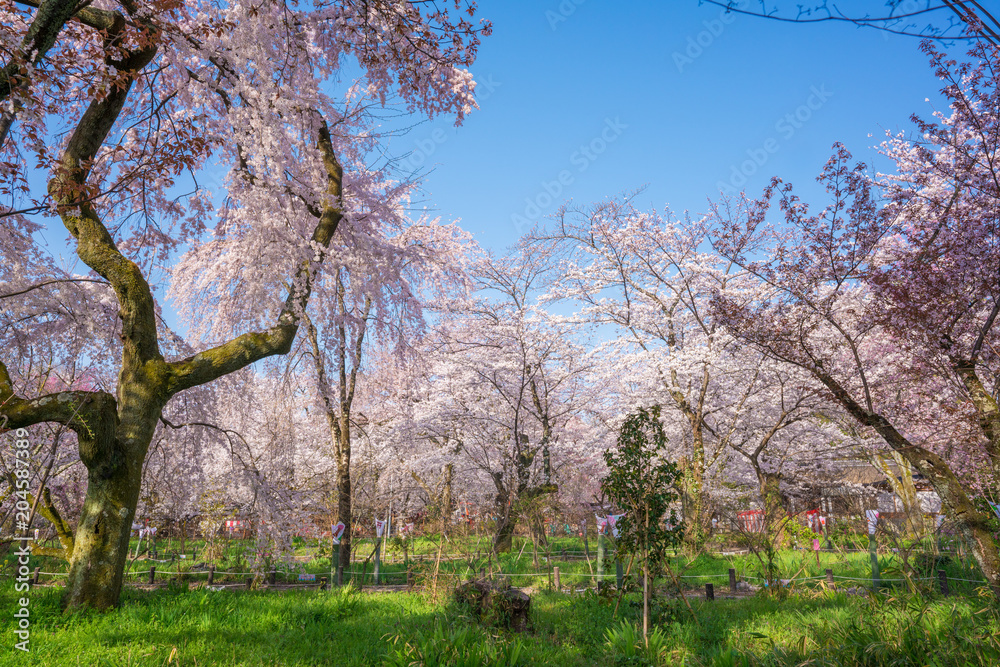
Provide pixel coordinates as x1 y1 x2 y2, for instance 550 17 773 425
602 406 684 640
384 621 525 667
604 619 671 666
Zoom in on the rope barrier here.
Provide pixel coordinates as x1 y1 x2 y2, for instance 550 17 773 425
28 568 989 593
35 567 984 586
25 545 989 594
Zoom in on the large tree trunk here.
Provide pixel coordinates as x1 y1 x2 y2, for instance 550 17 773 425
335 420 352 570
63 449 144 609
63 351 166 608
492 472 516 553
678 454 706 550
669 376 709 551
493 513 516 553
758 470 787 539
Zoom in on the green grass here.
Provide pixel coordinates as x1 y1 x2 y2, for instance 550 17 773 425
13 533 989 598
2 577 998 666
1 583 429 666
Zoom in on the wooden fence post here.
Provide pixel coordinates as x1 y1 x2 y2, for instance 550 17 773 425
729 568 737 593
597 533 605 591
938 570 950 596
207 565 215 586
31 567 40 585
826 568 834 586
705 583 714 601
554 566 561 591
148 566 156 585
869 534 881 591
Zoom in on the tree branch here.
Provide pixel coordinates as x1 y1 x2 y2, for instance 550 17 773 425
164 114 344 396
0 358 117 438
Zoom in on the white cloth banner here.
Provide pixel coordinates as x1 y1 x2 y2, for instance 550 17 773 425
608 513 625 538
331 522 346 544
375 519 386 537
865 509 879 535
596 514 608 535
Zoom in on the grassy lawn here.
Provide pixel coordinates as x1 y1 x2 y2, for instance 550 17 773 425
5 536 994 665
1 578 998 666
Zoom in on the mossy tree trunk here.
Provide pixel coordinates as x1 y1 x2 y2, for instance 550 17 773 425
63 445 147 609
491 473 516 553
490 461 558 554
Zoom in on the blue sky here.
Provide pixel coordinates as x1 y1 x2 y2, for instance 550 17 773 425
393 0 977 252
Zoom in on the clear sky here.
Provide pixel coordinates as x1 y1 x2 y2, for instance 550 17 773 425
392 0 980 252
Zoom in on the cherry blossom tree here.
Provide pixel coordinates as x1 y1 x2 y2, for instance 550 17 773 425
406 251 602 552
0 0 489 610
293 216 472 569
534 200 764 547
533 206 851 546
703 348 849 533
709 37 1000 592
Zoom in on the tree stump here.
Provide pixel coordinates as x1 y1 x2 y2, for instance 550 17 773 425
454 578 531 632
